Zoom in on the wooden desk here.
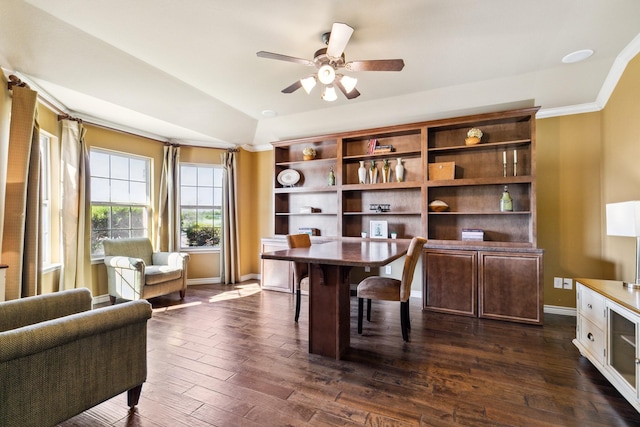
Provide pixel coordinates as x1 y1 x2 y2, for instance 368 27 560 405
261 240 410 359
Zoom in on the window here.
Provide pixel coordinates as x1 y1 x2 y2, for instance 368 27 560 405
90 149 150 256
180 164 223 249
39 132 52 265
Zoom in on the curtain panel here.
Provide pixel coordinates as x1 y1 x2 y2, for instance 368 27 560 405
1 85 41 299
156 144 180 252
220 149 240 284
60 120 91 290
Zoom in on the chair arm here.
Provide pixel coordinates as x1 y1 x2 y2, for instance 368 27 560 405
152 252 190 268
104 255 145 271
0 300 152 363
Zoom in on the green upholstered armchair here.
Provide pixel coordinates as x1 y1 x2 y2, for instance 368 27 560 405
0 288 152 427
103 237 190 304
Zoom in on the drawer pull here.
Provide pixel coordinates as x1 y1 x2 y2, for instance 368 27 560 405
587 303 593 309
587 332 594 342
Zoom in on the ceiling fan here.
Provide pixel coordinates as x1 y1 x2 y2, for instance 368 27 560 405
257 22 405 101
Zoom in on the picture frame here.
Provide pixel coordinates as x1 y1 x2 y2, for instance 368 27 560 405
369 220 388 239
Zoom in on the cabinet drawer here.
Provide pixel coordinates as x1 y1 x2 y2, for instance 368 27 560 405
578 283 605 328
578 316 605 366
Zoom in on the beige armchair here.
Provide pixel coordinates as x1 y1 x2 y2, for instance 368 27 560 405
0 288 152 427
103 237 190 304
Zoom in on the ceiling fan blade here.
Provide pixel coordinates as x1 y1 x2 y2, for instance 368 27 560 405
281 80 303 93
346 59 405 72
326 23 354 58
257 51 314 67
335 79 361 99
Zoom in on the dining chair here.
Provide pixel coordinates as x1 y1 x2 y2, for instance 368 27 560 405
356 236 427 341
286 233 311 322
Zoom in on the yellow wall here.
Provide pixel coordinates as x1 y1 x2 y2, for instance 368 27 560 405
537 112 607 307
602 53 640 281
242 149 274 275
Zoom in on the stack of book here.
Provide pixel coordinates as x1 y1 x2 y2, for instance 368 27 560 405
461 228 484 241
373 145 394 154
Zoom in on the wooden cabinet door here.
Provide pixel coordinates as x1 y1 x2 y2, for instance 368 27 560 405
478 251 543 324
261 241 293 293
423 249 477 316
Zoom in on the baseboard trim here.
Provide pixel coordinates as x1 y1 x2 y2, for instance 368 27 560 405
187 273 260 286
92 294 111 306
544 305 576 317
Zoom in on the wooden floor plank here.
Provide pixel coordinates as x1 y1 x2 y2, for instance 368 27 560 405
56 281 639 426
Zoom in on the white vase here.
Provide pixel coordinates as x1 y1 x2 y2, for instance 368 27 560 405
395 158 404 182
358 161 367 184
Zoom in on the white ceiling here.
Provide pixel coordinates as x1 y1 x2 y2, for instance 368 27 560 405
1 0 640 149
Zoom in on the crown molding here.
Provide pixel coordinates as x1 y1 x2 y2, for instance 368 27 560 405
537 102 602 119
242 143 272 152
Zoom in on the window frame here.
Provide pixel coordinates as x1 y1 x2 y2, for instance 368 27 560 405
179 163 224 251
39 131 54 266
89 148 152 258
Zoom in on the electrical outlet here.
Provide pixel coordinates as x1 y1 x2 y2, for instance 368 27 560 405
563 278 573 290
554 277 563 289
385 265 392 274
364 266 370 272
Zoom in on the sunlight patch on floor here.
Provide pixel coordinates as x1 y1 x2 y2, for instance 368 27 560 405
209 283 261 302
152 301 202 313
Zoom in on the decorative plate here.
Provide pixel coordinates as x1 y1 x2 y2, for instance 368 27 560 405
277 169 301 187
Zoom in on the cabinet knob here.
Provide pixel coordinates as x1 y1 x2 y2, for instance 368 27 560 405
587 332 594 342
587 303 593 309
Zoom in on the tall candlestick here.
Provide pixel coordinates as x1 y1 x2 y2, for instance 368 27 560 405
514 149 517 163
502 151 507 177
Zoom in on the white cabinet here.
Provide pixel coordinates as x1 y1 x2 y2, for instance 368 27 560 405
574 279 640 413
260 238 293 293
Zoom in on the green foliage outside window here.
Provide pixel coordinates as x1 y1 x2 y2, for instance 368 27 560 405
91 205 146 255
180 209 222 247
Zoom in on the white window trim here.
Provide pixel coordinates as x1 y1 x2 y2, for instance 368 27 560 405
179 162 224 250
89 148 152 258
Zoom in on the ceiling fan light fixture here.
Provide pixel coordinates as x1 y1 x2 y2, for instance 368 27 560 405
317 64 336 85
301 76 317 94
340 75 358 93
322 85 337 102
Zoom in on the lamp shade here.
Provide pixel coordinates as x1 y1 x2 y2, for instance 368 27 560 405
606 201 640 237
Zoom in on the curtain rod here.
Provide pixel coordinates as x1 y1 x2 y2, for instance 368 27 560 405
57 112 83 123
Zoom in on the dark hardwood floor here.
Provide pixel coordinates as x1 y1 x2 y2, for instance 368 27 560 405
58 281 639 427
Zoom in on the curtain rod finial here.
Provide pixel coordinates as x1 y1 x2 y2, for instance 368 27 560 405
8 75 29 90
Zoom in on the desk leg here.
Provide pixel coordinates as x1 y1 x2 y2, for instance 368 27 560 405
308 263 352 359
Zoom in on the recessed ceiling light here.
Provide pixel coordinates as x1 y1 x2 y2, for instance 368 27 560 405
562 49 594 64
261 110 277 117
